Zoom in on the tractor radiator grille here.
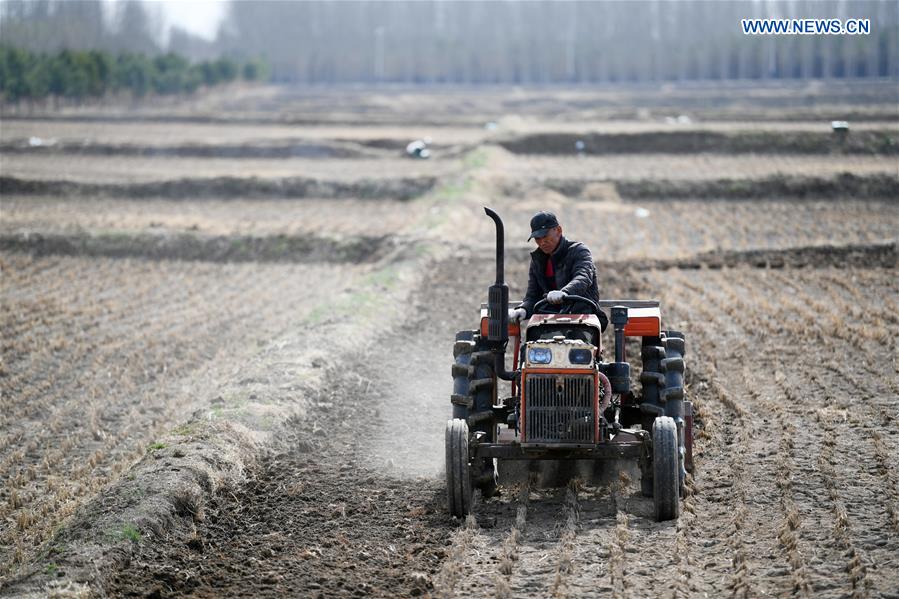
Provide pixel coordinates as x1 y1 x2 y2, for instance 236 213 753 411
525 374 595 443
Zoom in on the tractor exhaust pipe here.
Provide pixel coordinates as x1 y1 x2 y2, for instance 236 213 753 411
484 207 516 381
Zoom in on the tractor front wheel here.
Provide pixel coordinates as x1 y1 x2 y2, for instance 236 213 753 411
446 418 473 518
653 416 680 522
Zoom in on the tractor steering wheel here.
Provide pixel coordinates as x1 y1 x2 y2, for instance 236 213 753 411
533 294 600 315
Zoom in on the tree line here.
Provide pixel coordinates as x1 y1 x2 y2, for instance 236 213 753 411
1 0 896 86
216 0 897 84
0 47 269 104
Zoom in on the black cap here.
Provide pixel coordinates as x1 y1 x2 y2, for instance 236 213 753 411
527 211 560 240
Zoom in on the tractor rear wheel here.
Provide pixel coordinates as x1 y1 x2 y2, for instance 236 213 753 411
662 332 687 497
451 330 497 498
639 336 665 497
452 330 478 420
653 416 680 522
640 337 665 407
446 418 473 518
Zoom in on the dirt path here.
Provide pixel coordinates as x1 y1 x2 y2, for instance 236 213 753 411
101 368 454 598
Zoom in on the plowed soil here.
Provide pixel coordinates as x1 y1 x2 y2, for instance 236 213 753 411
0 197 425 238
89 252 898 599
0 120 486 146
1 82 897 598
0 154 458 184
0 253 375 567
486 151 898 181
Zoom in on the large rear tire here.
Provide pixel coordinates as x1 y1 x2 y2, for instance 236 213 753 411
662 332 687 496
653 416 680 522
451 330 497 498
445 418 473 518
640 337 665 407
452 330 478 420
639 336 665 497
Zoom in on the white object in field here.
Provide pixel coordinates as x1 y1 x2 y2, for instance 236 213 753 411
667 115 692 125
635 207 650 218
405 139 430 159
575 140 586 152
831 121 849 132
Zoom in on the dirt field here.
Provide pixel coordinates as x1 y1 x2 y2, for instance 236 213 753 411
0 155 461 183
1 82 897 597
0 196 428 239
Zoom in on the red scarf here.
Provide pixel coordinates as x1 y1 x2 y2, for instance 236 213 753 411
545 258 556 289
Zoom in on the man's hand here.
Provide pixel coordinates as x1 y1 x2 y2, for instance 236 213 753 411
508 307 527 321
547 290 567 304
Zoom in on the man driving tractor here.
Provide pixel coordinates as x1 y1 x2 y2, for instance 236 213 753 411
508 211 608 330
447 207 687 522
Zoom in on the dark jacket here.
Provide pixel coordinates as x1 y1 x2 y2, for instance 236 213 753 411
518 236 602 320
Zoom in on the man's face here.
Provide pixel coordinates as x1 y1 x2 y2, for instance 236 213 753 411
535 226 563 255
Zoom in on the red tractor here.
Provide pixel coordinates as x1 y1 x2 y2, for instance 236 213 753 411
447 208 693 521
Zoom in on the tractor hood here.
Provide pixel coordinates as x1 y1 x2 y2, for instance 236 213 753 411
527 313 604 329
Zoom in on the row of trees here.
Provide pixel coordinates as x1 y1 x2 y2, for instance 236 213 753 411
1 0 897 85
217 0 897 84
0 47 269 103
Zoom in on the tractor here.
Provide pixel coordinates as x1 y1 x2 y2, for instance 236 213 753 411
446 208 693 522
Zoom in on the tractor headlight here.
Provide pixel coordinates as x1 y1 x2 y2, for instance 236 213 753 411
528 347 553 364
568 349 593 365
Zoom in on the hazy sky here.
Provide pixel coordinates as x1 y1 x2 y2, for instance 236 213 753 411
150 0 228 41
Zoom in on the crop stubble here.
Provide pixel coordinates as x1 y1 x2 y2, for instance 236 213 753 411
489 151 898 182
0 196 426 239
645 265 898 597
0 253 371 575
0 154 460 184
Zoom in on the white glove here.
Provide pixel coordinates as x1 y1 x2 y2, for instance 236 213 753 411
547 290 567 304
508 307 527 321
